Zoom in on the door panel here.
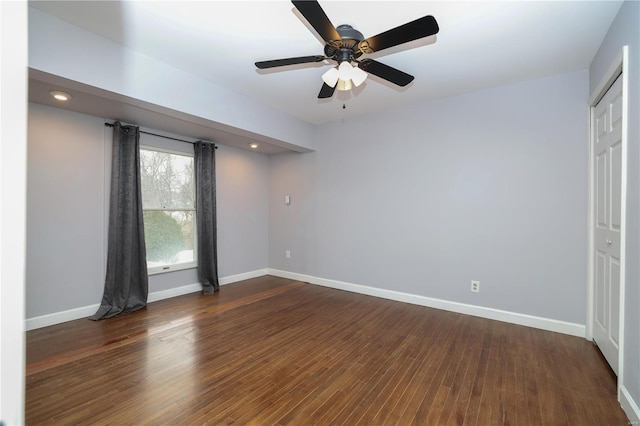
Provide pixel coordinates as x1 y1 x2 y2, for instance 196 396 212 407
596 153 607 228
595 250 607 329
610 258 620 346
610 142 622 230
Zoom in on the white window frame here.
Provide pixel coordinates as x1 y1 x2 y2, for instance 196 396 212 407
140 144 197 275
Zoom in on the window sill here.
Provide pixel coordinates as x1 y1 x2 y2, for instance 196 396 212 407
147 262 197 276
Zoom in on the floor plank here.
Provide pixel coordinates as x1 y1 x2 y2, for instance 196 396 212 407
26 275 630 425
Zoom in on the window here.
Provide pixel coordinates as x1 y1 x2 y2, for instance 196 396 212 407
140 146 196 273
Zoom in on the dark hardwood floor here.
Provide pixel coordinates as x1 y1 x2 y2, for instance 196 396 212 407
26 276 629 425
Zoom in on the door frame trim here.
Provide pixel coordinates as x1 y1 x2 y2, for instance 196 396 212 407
586 46 628 398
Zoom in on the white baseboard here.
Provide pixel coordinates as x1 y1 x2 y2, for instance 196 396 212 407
25 268 269 331
621 386 640 425
27 267 586 338
146 283 202 303
25 303 102 332
267 268 586 338
219 269 268 285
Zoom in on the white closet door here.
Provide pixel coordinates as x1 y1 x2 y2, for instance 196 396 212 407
592 74 623 375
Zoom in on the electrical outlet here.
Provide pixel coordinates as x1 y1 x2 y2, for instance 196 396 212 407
285 249 291 259
471 280 480 293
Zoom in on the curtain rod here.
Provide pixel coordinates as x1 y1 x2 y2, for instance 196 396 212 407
104 122 217 148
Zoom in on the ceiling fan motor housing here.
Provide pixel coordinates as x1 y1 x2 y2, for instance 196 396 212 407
324 24 365 62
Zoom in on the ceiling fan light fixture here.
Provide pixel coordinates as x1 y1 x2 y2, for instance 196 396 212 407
322 67 339 88
351 65 368 87
337 61 353 81
336 78 352 92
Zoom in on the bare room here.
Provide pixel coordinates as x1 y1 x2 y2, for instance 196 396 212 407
1 0 639 424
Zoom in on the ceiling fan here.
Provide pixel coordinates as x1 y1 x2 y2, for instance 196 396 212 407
255 0 439 99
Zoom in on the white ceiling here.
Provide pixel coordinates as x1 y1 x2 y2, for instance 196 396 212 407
29 0 622 145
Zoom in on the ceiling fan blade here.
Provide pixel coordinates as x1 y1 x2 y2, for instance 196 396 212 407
358 59 414 87
292 0 341 44
357 15 439 54
318 82 336 99
255 55 326 69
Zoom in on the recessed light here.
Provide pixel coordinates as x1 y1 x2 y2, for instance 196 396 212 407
49 90 72 101
249 143 259 149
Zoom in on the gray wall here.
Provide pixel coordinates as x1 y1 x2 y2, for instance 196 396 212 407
27 104 107 318
589 0 640 414
269 69 589 324
26 103 269 318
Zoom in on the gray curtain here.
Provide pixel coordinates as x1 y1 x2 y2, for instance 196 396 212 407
90 122 148 320
194 141 219 294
